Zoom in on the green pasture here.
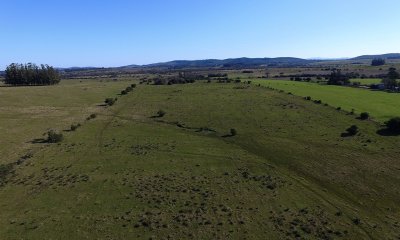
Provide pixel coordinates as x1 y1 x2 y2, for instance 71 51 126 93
253 79 400 122
0 79 132 164
0 81 399 239
350 78 381 85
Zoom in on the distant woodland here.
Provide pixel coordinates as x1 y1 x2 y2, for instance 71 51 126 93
4 63 60 86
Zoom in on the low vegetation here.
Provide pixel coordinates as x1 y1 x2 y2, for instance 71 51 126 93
105 98 117 106
46 130 64 143
345 125 359 136
70 123 81 131
385 117 400 134
359 112 370 120
230 128 237 136
156 109 166 118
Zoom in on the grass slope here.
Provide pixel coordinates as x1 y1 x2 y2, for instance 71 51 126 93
0 82 399 239
253 79 400 122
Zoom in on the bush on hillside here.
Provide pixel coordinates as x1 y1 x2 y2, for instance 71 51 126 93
87 113 97 120
346 125 359 136
230 128 237 136
385 117 400 133
70 123 81 131
359 112 370 120
105 98 116 106
157 110 166 118
46 130 64 143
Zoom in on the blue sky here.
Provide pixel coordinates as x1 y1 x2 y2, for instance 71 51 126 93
1 0 400 68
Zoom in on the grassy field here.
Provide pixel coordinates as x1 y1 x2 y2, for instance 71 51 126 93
350 78 381 85
253 79 400 122
0 79 132 164
0 81 399 239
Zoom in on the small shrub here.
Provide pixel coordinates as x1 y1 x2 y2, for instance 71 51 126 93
105 98 116 106
87 113 97 120
121 90 127 95
70 123 81 131
350 109 355 115
336 107 342 110
385 117 400 133
125 86 133 92
305 96 312 101
352 218 361 225
314 100 322 104
131 84 136 88
230 128 237 136
346 125 359 136
46 130 64 143
0 163 14 184
359 112 370 120
157 110 166 118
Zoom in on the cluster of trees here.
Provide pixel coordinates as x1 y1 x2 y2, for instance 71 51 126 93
381 67 400 89
208 73 228 78
371 58 386 66
327 69 350 85
153 72 201 85
4 63 60 86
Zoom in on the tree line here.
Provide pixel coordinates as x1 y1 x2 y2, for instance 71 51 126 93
4 63 60 86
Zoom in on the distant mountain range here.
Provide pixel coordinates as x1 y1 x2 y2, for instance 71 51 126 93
122 57 314 69
119 53 400 69
350 53 400 60
3 53 398 73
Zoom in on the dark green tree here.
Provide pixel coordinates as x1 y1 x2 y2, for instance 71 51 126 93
382 67 399 89
385 117 400 133
371 58 385 66
4 63 60 86
327 70 350 85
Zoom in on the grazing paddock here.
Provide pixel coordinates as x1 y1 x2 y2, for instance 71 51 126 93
253 79 400 122
0 79 133 164
350 78 382 85
0 81 399 239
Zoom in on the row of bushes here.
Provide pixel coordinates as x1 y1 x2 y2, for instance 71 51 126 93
153 78 196 85
44 83 138 144
106 83 137 106
266 86 400 136
344 117 400 137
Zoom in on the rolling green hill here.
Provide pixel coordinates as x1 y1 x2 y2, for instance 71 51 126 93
0 81 399 239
